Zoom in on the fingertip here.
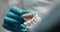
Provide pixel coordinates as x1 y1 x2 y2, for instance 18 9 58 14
21 24 25 28
20 24 27 32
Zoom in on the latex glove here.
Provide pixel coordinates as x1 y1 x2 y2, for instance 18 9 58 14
3 6 30 32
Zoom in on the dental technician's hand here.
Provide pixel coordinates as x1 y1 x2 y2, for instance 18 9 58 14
3 6 30 32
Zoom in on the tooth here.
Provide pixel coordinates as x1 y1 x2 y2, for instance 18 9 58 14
23 12 42 31
24 20 31 27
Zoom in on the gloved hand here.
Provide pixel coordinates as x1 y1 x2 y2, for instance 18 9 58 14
3 6 30 32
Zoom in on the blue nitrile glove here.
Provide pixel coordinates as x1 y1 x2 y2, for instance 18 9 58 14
3 6 30 32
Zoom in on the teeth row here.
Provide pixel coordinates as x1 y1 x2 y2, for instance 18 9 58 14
24 13 41 29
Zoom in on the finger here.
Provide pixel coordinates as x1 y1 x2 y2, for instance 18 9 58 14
8 6 30 16
8 6 23 16
3 23 15 31
3 17 19 31
6 12 21 21
4 17 19 25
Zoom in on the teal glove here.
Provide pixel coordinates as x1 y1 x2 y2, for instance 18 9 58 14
3 6 30 32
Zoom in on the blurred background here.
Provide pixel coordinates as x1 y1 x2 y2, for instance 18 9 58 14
0 0 59 32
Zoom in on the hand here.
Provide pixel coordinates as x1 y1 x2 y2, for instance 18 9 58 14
3 6 30 32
